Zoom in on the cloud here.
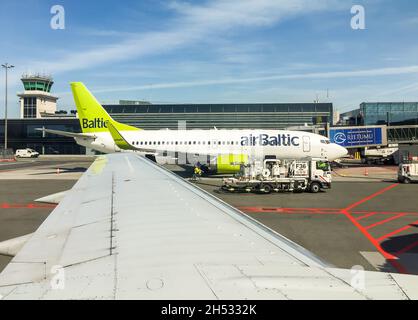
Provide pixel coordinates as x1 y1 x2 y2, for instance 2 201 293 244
83 64 418 94
26 0 343 75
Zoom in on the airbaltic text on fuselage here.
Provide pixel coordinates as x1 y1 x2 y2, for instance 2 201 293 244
241 134 300 146
82 118 108 129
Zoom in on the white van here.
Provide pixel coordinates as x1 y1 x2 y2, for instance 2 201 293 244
15 148 40 158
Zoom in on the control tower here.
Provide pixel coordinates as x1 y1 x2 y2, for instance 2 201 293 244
17 74 58 118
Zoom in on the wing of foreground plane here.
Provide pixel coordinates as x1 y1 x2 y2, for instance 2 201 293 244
0 153 417 299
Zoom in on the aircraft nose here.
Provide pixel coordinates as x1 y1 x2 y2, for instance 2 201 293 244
335 144 348 159
327 143 348 160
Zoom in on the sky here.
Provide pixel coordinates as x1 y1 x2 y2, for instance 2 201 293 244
1 0 418 118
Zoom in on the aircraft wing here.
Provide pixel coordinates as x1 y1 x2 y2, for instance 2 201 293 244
0 153 417 299
35 128 96 140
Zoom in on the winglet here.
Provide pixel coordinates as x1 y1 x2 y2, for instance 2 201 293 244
107 121 135 150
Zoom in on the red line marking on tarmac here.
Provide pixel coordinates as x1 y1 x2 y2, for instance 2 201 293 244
364 213 406 230
237 183 416 274
395 240 418 256
344 183 399 212
339 183 411 274
0 203 56 209
355 212 377 221
237 207 342 214
376 220 418 242
341 208 408 274
341 209 398 260
239 207 418 217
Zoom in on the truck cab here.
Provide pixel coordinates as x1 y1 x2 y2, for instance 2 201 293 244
398 156 418 184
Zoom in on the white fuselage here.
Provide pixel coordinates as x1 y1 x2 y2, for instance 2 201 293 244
75 129 348 163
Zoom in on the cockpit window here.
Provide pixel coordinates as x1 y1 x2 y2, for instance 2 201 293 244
320 139 331 144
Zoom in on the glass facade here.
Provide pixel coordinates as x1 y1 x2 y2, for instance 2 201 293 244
0 119 85 154
361 102 418 126
22 80 53 92
23 97 37 118
104 103 333 130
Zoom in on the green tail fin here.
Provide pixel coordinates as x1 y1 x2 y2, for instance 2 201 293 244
71 82 140 133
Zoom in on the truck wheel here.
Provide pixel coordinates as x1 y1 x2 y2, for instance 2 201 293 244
403 178 411 184
262 184 272 194
310 182 321 193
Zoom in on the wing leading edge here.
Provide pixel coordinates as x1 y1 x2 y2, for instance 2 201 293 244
0 153 417 299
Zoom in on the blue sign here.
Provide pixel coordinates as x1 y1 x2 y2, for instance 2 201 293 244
329 127 384 147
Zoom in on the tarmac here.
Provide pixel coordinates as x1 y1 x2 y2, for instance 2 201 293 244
0 157 417 276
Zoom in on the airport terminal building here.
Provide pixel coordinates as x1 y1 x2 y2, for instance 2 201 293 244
104 102 332 130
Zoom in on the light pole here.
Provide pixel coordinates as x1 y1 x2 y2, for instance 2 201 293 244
1 63 14 150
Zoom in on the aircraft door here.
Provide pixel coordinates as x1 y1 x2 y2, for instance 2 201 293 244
302 136 311 152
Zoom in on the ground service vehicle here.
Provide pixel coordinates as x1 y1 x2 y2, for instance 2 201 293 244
221 158 331 194
398 156 418 183
361 145 398 165
15 148 40 158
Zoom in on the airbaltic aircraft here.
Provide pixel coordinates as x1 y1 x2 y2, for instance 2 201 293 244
41 82 347 173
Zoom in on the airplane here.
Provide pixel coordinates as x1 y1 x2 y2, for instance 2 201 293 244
0 152 417 299
39 82 348 173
